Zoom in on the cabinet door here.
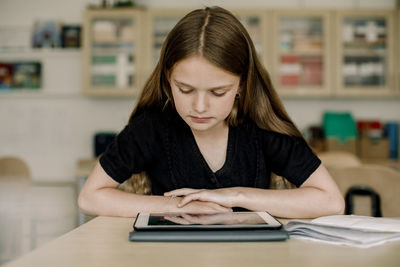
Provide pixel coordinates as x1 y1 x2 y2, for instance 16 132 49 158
82 9 144 97
233 10 271 70
272 10 331 97
335 10 395 97
145 9 189 75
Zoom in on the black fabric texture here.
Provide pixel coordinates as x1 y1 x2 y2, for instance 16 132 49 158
99 108 321 195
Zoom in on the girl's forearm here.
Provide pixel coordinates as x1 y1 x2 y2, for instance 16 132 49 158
78 187 232 217
78 188 178 217
233 186 344 219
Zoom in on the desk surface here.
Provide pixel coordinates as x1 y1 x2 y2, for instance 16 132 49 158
5 216 400 267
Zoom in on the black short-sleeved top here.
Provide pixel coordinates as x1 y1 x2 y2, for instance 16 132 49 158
99 108 321 196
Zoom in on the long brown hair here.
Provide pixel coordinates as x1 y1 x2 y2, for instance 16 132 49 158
130 6 301 137
122 6 300 193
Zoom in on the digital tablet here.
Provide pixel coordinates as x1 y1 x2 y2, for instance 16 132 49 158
133 211 282 231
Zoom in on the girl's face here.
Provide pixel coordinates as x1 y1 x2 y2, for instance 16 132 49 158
169 56 240 135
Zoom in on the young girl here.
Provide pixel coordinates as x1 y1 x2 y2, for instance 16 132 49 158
78 6 344 219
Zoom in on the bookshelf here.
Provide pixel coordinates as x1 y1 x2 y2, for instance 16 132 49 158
82 8 145 97
271 10 332 97
334 10 396 97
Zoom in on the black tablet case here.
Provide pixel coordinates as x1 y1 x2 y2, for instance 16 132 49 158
129 229 289 242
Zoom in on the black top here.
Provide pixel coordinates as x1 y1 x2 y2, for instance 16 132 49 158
99 108 321 196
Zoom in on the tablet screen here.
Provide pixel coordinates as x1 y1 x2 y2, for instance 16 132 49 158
134 211 282 230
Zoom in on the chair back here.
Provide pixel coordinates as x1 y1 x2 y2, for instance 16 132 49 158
0 156 30 262
0 156 31 178
318 151 362 170
329 164 400 217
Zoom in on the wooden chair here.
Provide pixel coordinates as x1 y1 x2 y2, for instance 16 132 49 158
329 164 400 217
0 156 30 264
318 151 362 170
0 156 31 178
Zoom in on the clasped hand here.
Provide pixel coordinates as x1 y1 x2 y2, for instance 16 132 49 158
164 187 240 211
164 212 237 225
164 212 261 225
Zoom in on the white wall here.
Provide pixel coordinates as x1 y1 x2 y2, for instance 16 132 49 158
0 0 399 182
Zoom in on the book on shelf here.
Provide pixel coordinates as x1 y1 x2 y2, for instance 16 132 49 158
280 55 300 86
0 61 42 90
12 62 42 89
284 215 400 248
0 63 13 89
32 20 62 48
90 54 134 87
61 25 81 48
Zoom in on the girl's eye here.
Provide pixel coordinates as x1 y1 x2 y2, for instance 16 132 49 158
178 87 193 94
211 91 226 97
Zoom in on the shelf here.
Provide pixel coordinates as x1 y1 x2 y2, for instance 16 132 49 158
342 51 386 57
83 88 138 97
279 51 323 56
0 49 81 59
343 40 386 47
90 49 134 55
0 90 83 99
0 48 80 53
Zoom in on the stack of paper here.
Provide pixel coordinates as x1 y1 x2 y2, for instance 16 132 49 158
284 215 400 248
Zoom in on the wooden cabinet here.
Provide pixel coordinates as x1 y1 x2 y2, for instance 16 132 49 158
334 10 396 97
271 10 332 97
82 9 145 97
81 8 399 98
145 9 271 76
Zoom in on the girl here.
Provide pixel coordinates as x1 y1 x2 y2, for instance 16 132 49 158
78 6 344 219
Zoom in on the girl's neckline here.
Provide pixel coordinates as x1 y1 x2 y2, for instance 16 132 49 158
170 109 234 176
189 126 234 176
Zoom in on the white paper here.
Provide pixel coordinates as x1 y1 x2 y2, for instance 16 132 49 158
284 215 400 248
312 215 400 232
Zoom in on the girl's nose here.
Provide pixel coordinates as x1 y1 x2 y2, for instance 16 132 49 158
193 93 208 114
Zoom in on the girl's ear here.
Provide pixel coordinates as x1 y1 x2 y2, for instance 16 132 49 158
235 87 242 100
237 84 244 95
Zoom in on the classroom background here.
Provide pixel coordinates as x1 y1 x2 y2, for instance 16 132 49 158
1 0 400 265
0 0 399 182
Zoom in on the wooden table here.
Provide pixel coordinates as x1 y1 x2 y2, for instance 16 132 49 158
4 216 400 267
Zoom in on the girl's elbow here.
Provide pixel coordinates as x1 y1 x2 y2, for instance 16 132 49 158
78 191 93 215
331 194 345 215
